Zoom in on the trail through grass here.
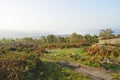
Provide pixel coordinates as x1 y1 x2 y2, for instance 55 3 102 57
41 48 120 80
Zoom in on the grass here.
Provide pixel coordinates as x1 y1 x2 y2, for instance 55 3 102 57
41 47 120 72
0 51 92 80
40 61 92 80
40 48 93 80
41 48 87 62
41 47 100 67
40 47 120 80
1 47 119 80
102 63 120 73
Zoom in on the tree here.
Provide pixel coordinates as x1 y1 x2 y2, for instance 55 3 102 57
56 37 65 43
64 36 70 43
47 35 56 43
22 37 34 42
0 38 15 43
99 29 114 39
16 38 21 42
70 33 82 43
84 34 92 43
92 35 98 43
40 36 47 43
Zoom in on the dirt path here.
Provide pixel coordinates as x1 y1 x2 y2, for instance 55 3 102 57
57 61 112 80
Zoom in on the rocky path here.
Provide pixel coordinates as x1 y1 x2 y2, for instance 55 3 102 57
57 61 112 80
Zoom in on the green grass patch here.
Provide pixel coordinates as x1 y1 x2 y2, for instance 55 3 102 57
102 64 120 73
40 61 92 80
41 48 99 67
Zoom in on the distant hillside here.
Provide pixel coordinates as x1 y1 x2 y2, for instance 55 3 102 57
0 30 69 39
0 29 119 39
0 30 49 39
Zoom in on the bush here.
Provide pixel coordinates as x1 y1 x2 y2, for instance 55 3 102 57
0 53 42 80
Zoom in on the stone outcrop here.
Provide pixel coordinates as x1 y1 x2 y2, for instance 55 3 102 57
99 38 120 45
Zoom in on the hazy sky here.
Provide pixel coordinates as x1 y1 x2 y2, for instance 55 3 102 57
0 0 120 34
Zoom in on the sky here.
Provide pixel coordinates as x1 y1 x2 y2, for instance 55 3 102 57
0 0 120 34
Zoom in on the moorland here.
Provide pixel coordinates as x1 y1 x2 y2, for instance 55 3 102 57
0 29 120 80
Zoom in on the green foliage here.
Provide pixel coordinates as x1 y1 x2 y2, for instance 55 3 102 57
0 53 42 80
0 38 15 43
40 61 91 80
41 48 90 65
0 32 99 47
56 37 65 43
102 64 120 73
47 34 56 43
70 33 82 43
99 28 114 39
84 34 98 43
0 43 38 54
22 37 35 43
39 36 47 43
0 52 91 80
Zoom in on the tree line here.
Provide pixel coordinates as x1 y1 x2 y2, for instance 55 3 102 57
0 29 119 44
0 33 98 44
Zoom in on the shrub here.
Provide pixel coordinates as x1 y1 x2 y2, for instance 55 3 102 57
0 53 42 80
